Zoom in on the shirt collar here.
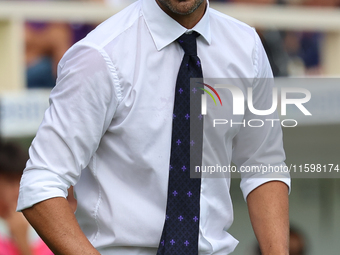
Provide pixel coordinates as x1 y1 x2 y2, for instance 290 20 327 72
142 0 211 51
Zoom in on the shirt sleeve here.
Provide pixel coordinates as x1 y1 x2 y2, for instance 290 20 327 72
17 43 120 211
231 30 291 201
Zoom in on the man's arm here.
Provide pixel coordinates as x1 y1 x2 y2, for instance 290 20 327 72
22 197 100 255
17 44 119 254
247 181 289 255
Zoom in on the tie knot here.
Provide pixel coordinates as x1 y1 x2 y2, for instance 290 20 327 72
177 32 199 56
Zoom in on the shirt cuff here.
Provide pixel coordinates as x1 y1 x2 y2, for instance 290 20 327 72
240 169 291 201
17 169 69 211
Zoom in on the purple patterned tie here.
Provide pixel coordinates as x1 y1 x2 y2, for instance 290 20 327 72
157 32 203 255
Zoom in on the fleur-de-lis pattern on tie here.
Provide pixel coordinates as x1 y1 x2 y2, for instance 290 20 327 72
157 32 203 255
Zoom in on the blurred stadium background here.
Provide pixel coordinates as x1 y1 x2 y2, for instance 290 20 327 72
0 0 339 254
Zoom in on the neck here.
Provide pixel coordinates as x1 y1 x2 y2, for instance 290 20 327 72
156 0 207 29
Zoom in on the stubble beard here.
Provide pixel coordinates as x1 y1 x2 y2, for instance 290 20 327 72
158 0 205 16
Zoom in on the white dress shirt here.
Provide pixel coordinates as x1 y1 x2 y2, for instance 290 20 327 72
17 0 290 254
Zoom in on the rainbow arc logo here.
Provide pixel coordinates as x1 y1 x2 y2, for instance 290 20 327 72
199 83 222 115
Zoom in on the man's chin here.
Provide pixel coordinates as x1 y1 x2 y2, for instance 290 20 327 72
174 2 203 15
157 0 204 16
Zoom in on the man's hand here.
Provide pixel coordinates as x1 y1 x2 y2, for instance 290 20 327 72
247 181 289 255
22 197 100 255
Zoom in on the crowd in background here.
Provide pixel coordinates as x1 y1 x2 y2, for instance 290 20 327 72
18 0 340 89
223 0 340 76
0 141 53 255
0 140 77 255
209 0 339 77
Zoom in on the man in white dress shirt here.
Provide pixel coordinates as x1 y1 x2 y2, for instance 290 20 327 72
17 0 290 254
